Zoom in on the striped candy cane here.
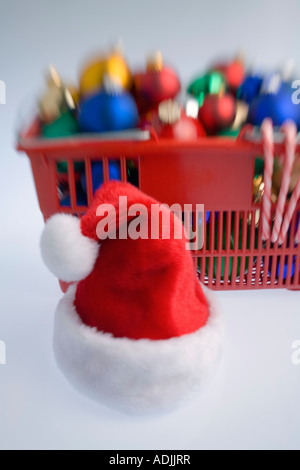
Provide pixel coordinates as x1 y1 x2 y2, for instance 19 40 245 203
271 120 297 243
280 173 300 244
261 119 274 241
296 199 300 244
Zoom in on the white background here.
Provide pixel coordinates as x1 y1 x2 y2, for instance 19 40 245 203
0 0 300 450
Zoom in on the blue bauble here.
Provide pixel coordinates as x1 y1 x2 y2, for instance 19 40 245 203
78 90 139 133
272 88 300 127
247 94 274 126
248 88 300 128
268 256 297 280
81 161 121 193
237 75 263 103
60 187 87 207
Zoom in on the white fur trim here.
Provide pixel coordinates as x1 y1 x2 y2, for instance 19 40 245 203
40 214 99 283
53 284 224 414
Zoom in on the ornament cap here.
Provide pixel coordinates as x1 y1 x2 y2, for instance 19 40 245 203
102 73 124 95
158 99 181 124
47 65 63 89
146 51 164 72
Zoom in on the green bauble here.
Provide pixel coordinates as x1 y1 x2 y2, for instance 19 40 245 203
42 111 79 139
187 71 225 106
42 112 83 173
217 128 241 139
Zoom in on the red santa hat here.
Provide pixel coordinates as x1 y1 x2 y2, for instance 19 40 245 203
40 181 223 414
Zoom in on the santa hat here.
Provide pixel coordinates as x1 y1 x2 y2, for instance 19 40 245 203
40 181 223 414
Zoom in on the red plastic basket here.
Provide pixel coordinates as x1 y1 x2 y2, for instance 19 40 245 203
18 119 300 291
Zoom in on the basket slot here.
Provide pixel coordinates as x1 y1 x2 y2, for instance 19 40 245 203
222 212 230 286
254 206 264 287
52 159 61 211
84 158 94 206
247 209 256 287
262 217 272 288
238 211 248 288
120 157 127 183
215 212 223 288
207 256 214 288
279 211 290 287
294 254 300 286
277 253 286 287
67 160 77 210
269 242 279 286
192 208 203 251
102 157 109 183
285 210 298 286
198 209 207 284
231 211 240 286
209 211 215 253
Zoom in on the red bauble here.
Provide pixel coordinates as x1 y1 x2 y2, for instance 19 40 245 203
155 113 206 140
213 60 245 92
151 100 206 140
198 94 236 135
133 66 181 114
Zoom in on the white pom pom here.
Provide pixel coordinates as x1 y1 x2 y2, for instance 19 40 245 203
40 214 99 282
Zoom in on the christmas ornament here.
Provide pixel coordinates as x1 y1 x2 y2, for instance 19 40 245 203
126 160 139 187
41 110 79 139
268 255 297 280
39 66 78 124
217 128 240 138
253 175 264 204
152 100 206 140
198 93 236 135
81 160 121 193
40 182 223 413
56 161 85 174
247 86 300 128
212 57 245 93
187 71 225 106
133 51 181 114
78 86 139 133
237 74 263 103
59 187 87 207
79 47 132 97
185 96 200 119
218 100 248 137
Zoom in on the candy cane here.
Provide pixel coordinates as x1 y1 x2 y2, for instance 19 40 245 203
261 119 274 241
279 173 300 244
271 121 297 243
296 211 300 244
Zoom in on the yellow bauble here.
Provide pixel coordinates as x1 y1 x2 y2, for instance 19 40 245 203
79 51 131 97
79 56 107 97
105 52 132 89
